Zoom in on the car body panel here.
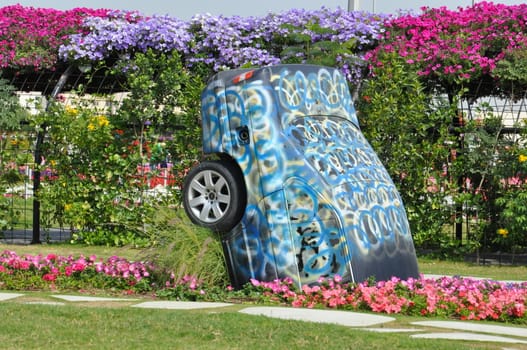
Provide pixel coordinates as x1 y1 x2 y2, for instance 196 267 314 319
200 64 419 288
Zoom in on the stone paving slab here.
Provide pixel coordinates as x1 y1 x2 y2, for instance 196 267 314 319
132 301 233 310
411 332 527 344
412 321 527 338
363 328 423 333
25 301 65 306
423 274 524 285
0 292 24 301
238 306 395 327
51 295 140 302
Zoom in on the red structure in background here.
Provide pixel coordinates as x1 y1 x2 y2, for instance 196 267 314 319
136 164 176 189
13 164 176 190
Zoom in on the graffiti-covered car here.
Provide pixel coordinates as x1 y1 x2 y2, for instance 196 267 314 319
183 64 419 288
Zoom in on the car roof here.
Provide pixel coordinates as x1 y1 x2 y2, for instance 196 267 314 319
207 64 339 86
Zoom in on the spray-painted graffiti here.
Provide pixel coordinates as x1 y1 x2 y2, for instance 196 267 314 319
194 64 419 288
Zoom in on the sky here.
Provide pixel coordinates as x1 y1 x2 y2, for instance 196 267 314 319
3 0 527 18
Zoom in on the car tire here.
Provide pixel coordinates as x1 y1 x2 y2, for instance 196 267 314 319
182 160 246 233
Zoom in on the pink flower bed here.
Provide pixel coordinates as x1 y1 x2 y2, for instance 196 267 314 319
250 275 527 323
1 249 525 323
0 250 153 292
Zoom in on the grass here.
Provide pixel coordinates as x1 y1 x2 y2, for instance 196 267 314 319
0 300 521 350
0 243 142 261
0 243 526 349
418 256 527 281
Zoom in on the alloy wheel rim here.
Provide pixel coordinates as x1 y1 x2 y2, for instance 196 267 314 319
187 170 231 223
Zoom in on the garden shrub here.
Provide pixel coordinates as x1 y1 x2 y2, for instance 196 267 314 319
361 2 527 255
24 50 206 246
32 102 153 246
0 77 30 231
109 49 206 192
357 51 456 252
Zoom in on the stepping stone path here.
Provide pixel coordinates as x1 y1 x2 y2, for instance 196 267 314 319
51 295 140 302
239 306 395 327
0 292 24 301
132 301 233 309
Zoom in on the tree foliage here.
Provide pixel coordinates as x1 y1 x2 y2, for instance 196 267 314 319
0 76 27 130
357 51 455 251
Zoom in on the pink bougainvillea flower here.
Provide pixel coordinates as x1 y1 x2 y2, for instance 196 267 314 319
0 5 111 69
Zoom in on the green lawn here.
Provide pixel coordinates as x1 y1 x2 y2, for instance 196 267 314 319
418 257 527 281
0 243 142 261
0 243 526 349
0 299 521 350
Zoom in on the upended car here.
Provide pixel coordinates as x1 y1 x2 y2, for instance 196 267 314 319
183 64 419 289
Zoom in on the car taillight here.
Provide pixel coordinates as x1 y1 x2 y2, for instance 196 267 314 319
232 70 254 84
